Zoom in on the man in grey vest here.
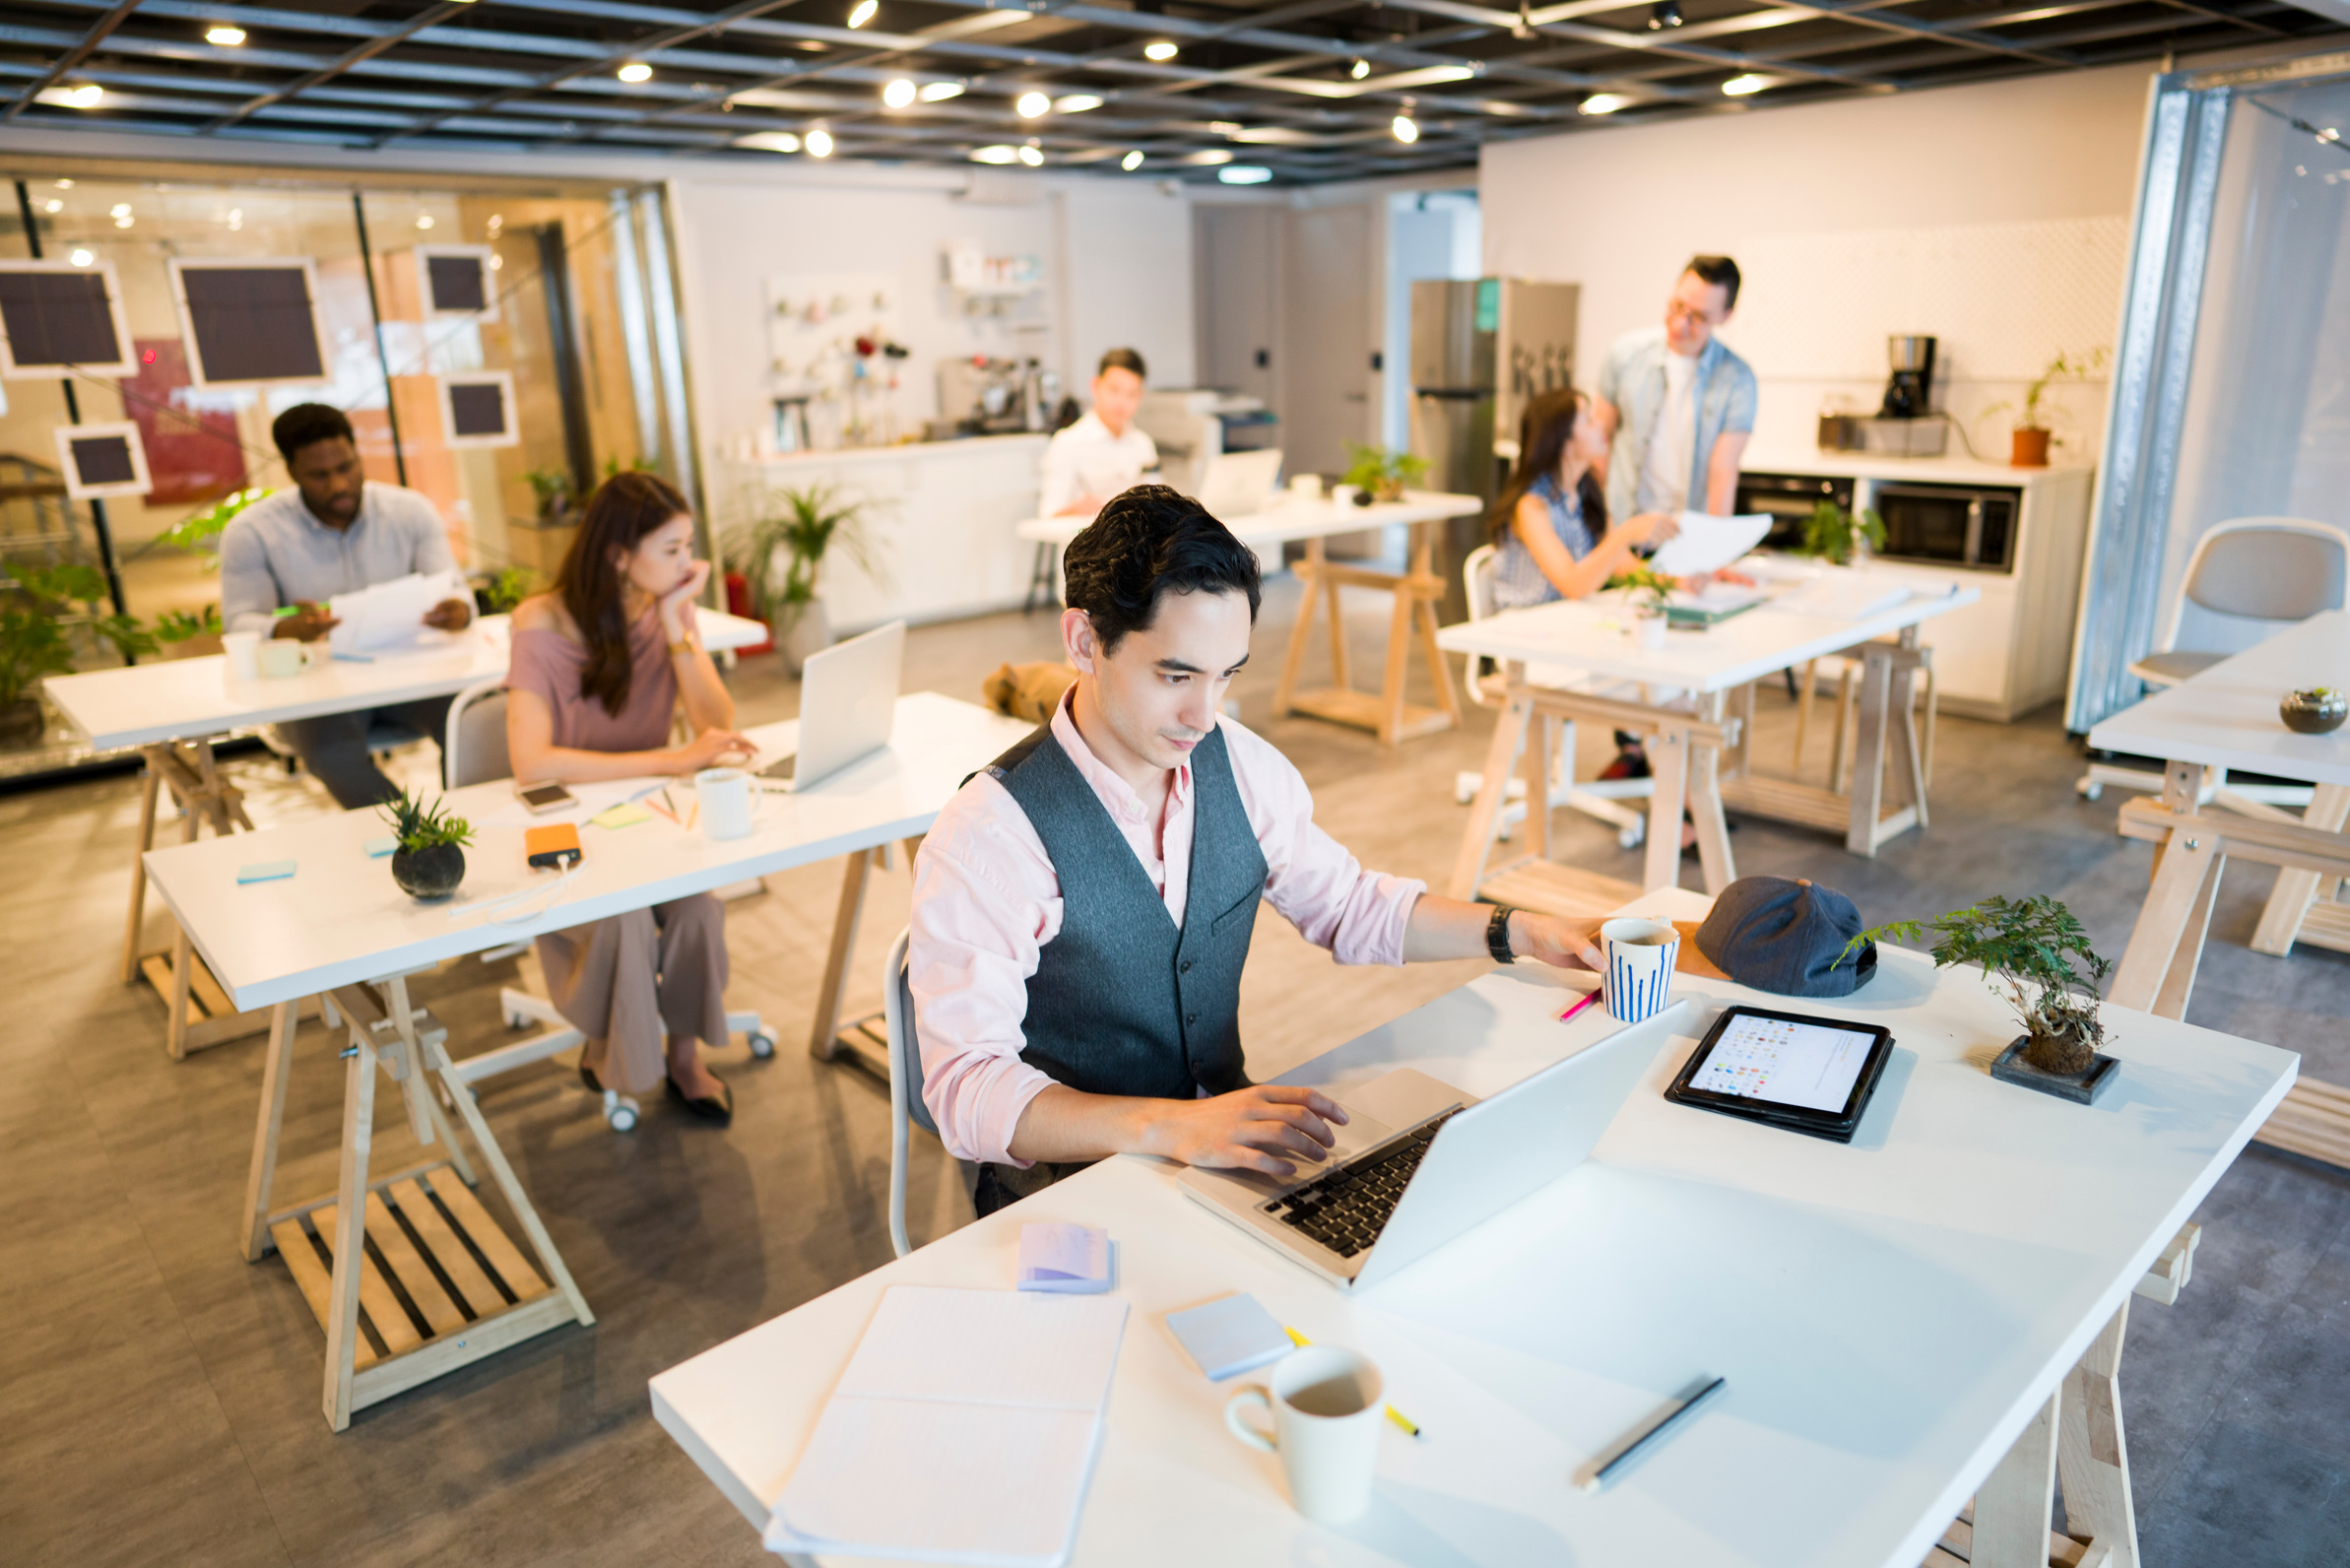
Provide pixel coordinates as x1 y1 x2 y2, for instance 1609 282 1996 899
909 486 1606 1216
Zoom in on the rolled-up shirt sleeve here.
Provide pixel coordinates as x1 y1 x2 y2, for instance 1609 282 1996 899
1222 719 1422 964
907 780 1064 1167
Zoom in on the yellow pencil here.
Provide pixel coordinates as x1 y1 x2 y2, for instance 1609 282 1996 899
1283 1326 1421 1439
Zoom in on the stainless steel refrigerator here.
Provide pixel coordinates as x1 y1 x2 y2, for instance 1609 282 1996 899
1409 278 1580 621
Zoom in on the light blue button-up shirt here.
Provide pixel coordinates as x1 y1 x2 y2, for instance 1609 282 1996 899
1596 326 1758 523
218 483 455 634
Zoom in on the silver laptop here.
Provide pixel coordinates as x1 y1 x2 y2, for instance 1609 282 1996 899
1179 999 1694 1290
757 620 904 792
1196 447 1284 517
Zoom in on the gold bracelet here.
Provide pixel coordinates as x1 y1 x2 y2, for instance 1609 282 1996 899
668 635 698 656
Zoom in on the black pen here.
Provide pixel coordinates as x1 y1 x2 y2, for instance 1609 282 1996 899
1578 1376 1726 1492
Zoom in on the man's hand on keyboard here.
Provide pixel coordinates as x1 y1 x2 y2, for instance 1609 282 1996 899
1142 1085 1350 1179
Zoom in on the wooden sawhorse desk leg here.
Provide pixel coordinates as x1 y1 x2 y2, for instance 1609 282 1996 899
1273 527 1462 746
810 838 926 1078
2252 782 2350 956
1964 1298 2140 1568
242 983 592 1431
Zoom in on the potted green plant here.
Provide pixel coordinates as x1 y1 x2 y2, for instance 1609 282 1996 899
1985 348 2109 469
380 788 474 901
473 566 538 617
2281 686 2348 735
1797 498 1885 566
0 604 69 745
1338 442 1430 505
1 558 166 744
728 484 883 675
1843 895 2119 1100
525 469 577 524
1606 565 1676 651
154 487 272 561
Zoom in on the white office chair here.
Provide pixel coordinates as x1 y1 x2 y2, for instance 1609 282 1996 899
1455 544 1648 850
2080 517 2350 805
882 926 943 1260
439 677 775 1132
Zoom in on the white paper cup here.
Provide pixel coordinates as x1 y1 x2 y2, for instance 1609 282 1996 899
221 630 261 681
1224 1345 1385 1524
696 766 755 841
255 638 304 679
1600 916 1679 1024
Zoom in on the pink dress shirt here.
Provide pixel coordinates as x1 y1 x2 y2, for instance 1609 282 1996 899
908 694 1425 1167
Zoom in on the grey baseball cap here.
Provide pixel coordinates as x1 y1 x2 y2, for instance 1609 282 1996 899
1694 876 1877 998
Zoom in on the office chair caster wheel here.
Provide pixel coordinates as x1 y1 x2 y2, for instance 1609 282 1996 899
603 1090 640 1133
748 1030 777 1060
2078 780 2104 801
1618 823 1645 851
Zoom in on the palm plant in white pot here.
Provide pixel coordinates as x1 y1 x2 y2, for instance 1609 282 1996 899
729 484 884 674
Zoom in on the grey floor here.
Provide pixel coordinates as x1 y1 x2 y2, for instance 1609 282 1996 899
5 575 2347 1566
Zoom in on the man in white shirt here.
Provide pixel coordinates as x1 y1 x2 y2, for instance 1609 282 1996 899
1039 348 1157 518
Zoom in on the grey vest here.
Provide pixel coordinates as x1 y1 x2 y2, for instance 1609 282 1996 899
984 723 1268 1101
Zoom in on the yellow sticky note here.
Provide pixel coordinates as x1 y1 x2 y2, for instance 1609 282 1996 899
592 802 653 829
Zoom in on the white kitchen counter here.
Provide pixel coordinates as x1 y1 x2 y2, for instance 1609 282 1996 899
710 433 1051 631
1742 447 2095 487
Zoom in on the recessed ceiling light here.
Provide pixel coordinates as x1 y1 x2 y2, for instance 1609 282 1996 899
736 130 803 152
1580 94 1628 114
43 84 104 108
42 199 60 213
618 62 652 83
971 145 1019 163
1054 95 1101 113
69 248 94 266
1218 165 1272 185
847 0 877 26
882 78 916 108
1392 114 1418 143
1121 150 1143 170
1018 146 1043 166
1209 120 1241 135
1194 148 1233 165
1350 59 1369 80
919 81 964 101
1015 91 1051 117
1722 73 1766 96
1649 0 1682 27
206 25 245 45
806 128 834 157
416 215 434 229
1143 40 1177 61
110 203 131 218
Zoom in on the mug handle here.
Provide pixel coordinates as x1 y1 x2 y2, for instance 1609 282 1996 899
1223 1388 1277 1454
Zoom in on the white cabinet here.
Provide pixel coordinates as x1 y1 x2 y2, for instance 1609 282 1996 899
1743 452 2095 722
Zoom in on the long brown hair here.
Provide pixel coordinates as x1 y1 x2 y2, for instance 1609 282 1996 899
555 470 691 716
1489 386 1606 547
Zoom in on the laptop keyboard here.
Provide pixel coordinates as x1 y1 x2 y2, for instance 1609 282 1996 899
1261 1108 1463 1259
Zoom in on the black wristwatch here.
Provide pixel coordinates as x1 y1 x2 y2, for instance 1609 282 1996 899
1485 903 1520 965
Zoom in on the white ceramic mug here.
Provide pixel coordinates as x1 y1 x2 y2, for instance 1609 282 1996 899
1330 483 1360 508
1289 473 1322 498
254 637 305 679
221 629 261 681
696 766 755 841
1223 1345 1385 1524
1600 916 1679 1024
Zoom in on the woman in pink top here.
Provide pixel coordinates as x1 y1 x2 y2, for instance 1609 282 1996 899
505 473 754 1125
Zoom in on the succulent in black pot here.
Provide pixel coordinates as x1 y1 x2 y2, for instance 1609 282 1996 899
380 788 474 900
2280 687 2348 736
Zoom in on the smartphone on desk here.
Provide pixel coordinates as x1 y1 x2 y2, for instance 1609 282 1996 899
515 781 575 814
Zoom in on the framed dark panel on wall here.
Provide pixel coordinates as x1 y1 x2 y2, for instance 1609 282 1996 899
0 260 136 380
438 370 518 449
54 421 152 499
166 257 332 389
415 244 498 323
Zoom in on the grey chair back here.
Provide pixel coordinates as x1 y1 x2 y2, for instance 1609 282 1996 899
883 927 937 1259
2171 518 2350 661
444 678 512 788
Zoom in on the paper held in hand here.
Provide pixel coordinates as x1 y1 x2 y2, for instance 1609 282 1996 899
1645 512 1772 578
327 567 472 657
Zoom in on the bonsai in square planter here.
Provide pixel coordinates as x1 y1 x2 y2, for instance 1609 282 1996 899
1843 894 2120 1103
381 788 474 901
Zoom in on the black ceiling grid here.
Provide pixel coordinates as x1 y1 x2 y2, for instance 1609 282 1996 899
0 0 2334 183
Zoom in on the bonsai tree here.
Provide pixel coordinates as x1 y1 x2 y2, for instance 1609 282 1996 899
1843 895 2113 1076
1339 442 1430 503
1797 498 1885 565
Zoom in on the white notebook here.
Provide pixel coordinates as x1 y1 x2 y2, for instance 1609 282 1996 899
763 1285 1130 1567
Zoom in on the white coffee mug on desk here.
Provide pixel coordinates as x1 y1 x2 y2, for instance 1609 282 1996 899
1224 1345 1385 1524
1600 916 1679 1024
696 766 755 841
254 637 307 679
220 629 261 682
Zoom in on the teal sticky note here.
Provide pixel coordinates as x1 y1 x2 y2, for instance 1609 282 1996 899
237 860 296 884
362 836 398 859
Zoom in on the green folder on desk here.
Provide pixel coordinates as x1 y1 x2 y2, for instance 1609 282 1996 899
1665 587 1768 626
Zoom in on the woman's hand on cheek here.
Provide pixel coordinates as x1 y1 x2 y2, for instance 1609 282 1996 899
659 560 711 633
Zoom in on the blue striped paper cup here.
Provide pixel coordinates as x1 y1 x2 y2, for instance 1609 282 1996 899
1600 917 1679 1024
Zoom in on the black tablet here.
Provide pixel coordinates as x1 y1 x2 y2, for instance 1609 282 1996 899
1664 1005 1895 1144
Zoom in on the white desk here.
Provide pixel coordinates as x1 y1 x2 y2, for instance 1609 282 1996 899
1436 575 1980 913
140 692 1030 1431
2089 610 2350 1168
43 610 765 1057
651 884 2294 1568
1021 491 1487 746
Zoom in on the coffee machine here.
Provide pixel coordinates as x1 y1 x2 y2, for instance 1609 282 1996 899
1880 335 1936 419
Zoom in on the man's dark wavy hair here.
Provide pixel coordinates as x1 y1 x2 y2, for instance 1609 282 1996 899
1062 484 1262 655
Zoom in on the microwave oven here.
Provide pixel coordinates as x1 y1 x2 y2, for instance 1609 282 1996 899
1875 482 2020 572
1734 472 1857 553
